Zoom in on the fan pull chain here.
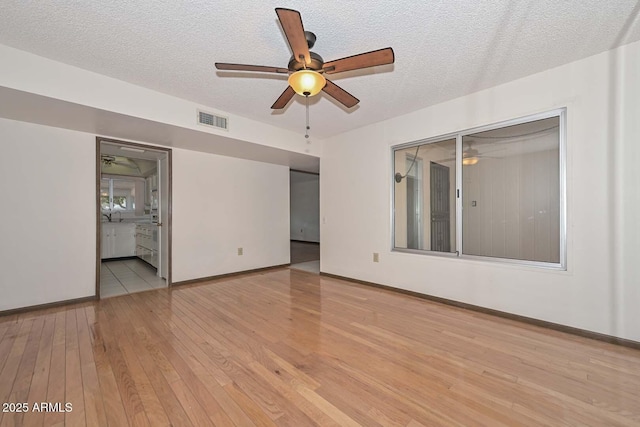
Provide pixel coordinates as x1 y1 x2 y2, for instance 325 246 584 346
305 94 310 139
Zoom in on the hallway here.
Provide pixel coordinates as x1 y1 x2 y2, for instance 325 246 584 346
290 241 320 274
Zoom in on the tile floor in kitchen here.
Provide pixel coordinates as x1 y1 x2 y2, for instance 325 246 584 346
100 258 166 298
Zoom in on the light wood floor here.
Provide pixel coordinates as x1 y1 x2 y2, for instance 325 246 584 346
1 268 639 426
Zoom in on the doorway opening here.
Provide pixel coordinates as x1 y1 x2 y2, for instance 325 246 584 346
96 138 172 298
430 161 451 252
406 154 424 250
289 169 320 274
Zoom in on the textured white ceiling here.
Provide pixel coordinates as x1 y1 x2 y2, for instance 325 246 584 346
1 1 639 140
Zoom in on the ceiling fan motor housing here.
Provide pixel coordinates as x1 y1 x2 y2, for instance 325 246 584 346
304 31 316 49
288 51 324 72
214 9 394 110
101 155 115 165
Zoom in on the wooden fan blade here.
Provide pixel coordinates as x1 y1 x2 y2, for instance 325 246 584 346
322 79 359 108
275 8 311 65
271 86 296 109
215 63 289 74
323 47 394 74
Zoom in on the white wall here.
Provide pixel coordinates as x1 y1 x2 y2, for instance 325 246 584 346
320 40 640 342
618 41 640 339
0 118 291 310
290 171 320 242
0 44 321 158
0 118 96 311
172 149 290 282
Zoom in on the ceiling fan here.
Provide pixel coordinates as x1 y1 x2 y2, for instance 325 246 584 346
101 155 141 173
214 8 395 110
436 143 503 166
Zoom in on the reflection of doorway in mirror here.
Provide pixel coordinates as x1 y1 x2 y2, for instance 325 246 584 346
430 162 451 252
406 154 423 250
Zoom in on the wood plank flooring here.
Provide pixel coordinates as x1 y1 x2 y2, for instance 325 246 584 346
1 268 639 426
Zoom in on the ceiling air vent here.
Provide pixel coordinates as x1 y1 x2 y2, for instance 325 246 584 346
197 110 228 131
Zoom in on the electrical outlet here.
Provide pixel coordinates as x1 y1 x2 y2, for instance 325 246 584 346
237 247 243 256
373 252 379 263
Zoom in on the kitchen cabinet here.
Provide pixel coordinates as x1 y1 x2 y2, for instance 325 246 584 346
101 223 136 259
136 223 158 268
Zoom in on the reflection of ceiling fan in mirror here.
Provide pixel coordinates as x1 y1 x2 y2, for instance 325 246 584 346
395 142 499 183
437 143 502 166
214 8 395 110
461 147 480 165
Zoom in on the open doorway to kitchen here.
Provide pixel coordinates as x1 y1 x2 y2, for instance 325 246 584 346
289 169 320 274
96 138 172 298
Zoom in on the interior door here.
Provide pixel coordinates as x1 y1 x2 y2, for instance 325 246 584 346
158 154 169 280
430 161 451 252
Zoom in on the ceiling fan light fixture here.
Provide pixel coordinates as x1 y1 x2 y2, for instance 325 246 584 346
288 70 326 97
462 147 479 165
462 156 479 166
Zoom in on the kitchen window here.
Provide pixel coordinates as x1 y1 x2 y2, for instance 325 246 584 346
392 109 566 268
101 177 142 212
